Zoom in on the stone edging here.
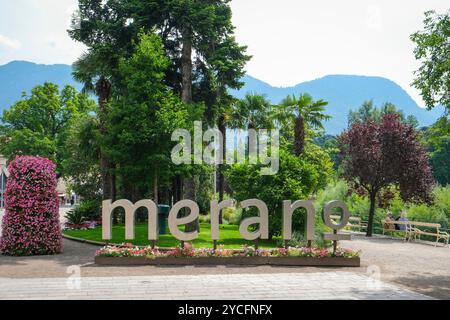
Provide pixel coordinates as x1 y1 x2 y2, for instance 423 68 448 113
95 256 361 267
62 234 110 247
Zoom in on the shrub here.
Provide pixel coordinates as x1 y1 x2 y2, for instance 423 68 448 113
229 208 243 225
65 209 85 225
407 203 448 227
198 214 211 224
0 156 62 256
222 207 242 225
226 146 333 238
76 199 101 221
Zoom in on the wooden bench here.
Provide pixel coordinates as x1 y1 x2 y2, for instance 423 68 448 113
381 219 415 240
381 219 449 247
330 215 367 232
410 221 449 247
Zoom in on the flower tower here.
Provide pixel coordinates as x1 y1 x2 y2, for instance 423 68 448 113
0 156 62 256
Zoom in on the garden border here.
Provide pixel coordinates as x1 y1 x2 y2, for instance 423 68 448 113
94 256 360 267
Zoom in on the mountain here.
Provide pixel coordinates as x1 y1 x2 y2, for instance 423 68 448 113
0 61 445 134
232 75 446 134
0 61 82 111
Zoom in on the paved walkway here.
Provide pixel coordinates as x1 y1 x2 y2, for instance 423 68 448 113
1 212 449 299
0 272 432 300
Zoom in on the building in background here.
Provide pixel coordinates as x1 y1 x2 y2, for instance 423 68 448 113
0 156 8 209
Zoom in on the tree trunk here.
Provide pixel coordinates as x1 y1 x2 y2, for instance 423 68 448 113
153 171 158 205
181 25 198 232
181 27 193 104
111 167 116 201
183 177 199 232
218 115 226 224
96 77 114 201
100 156 112 201
294 116 305 156
366 190 377 237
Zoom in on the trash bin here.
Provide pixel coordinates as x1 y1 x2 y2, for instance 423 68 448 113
157 205 170 235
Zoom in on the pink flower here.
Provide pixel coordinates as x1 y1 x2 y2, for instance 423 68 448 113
0 156 62 256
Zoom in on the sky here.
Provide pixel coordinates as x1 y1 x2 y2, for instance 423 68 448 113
0 0 449 106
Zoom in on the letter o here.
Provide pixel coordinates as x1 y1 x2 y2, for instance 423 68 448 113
322 200 350 230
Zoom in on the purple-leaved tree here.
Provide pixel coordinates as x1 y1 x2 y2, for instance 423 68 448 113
338 114 435 237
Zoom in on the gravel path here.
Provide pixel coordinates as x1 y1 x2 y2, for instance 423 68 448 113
341 235 450 299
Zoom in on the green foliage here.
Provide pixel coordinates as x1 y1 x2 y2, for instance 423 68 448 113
226 145 333 237
0 83 95 175
316 179 450 233
106 32 190 199
198 214 211 224
65 200 101 224
229 93 273 129
313 134 340 169
411 10 450 112
314 179 349 213
78 199 102 221
348 100 419 127
65 209 85 225
272 93 330 156
62 114 102 201
422 117 450 185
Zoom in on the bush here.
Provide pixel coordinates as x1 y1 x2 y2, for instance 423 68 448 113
226 146 333 238
0 156 62 256
407 203 448 227
198 214 211 224
65 209 85 225
222 207 242 225
65 199 101 225
276 231 305 247
76 199 101 221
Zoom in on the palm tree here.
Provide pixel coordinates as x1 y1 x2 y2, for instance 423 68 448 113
273 93 330 156
228 93 273 162
73 51 116 201
229 93 273 130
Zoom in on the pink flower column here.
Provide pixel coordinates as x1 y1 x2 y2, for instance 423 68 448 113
0 156 62 256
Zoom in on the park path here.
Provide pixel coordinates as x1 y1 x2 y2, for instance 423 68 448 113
1 210 449 299
0 272 432 300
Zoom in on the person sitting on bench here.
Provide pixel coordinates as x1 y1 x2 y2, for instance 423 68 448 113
396 211 409 231
384 211 396 231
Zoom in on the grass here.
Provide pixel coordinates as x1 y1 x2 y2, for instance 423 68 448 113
63 223 281 249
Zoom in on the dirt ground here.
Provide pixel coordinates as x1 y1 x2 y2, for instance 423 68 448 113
0 235 449 299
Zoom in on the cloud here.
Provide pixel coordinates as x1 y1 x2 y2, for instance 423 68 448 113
0 34 21 50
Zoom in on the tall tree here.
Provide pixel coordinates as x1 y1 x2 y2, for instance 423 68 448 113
107 32 189 204
68 0 134 201
273 93 330 156
411 10 450 113
62 113 102 202
69 0 250 213
338 114 435 236
72 51 117 200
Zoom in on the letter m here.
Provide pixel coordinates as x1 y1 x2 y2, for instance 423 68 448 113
102 199 158 241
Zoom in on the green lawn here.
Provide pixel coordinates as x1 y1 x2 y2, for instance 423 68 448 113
64 223 281 249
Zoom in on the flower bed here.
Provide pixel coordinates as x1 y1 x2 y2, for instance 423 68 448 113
95 243 360 267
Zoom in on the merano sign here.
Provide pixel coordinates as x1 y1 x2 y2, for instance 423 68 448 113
102 199 352 243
